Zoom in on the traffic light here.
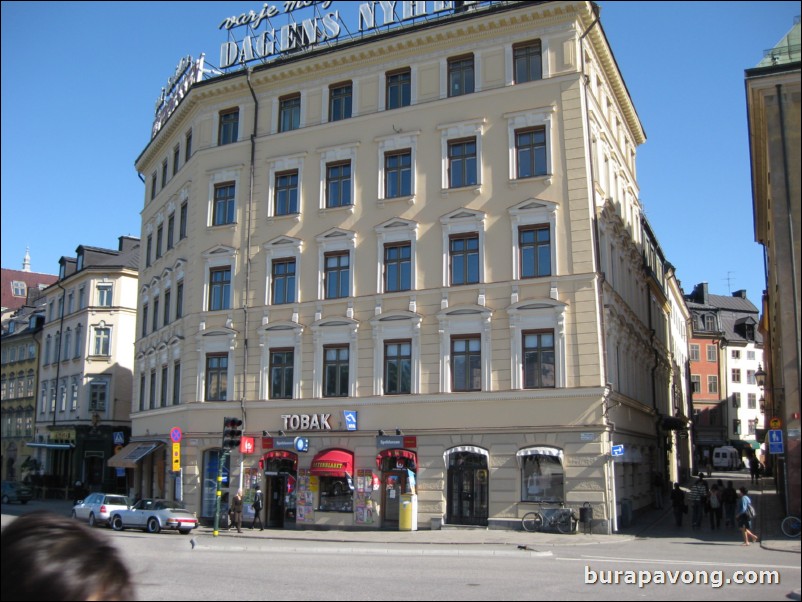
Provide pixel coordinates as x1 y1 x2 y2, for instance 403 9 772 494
222 417 243 449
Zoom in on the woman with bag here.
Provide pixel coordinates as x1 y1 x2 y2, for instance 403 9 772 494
736 487 759 546
708 483 723 529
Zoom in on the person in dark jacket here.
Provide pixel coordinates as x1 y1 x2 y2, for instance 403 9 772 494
251 484 264 531
670 483 686 527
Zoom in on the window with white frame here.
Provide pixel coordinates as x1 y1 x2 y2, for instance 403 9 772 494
207 168 242 227
97 283 113 307
436 305 492 393
438 119 484 191
370 311 422 396
311 318 358 399
203 246 237 312
316 228 356 301
267 154 305 218
263 236 302 306
258 322 303 400
505 106 554 181
519 447 564 503
508 299 566 389
374 218 417 295
439 209 485 288
92 324 111 356
70 376 79 410
197 329 236 402
376 130 419 204
318 143 358 210
89 377 109 411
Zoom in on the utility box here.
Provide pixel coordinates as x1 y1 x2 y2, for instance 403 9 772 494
399 493 418 531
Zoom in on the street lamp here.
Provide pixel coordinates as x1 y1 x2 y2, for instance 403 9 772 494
755 364 767 389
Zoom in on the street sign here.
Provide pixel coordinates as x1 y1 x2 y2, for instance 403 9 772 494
768 429 784 454
611 444 624 457
769 417 782 429
170 427 183 443
172 442 181 471
113 431 125 445
343 410 358 431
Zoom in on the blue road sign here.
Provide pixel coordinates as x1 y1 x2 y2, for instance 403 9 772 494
611 444 624 457
343 410 358 431
768 429 784 454
113 431 125 445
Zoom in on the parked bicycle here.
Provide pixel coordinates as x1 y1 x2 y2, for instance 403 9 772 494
781 515 801 538
521 503 578 534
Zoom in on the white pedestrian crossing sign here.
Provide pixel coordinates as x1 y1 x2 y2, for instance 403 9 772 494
113 431 125 445
768 429 784 454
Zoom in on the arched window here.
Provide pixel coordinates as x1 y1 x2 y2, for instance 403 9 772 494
517 446 564 502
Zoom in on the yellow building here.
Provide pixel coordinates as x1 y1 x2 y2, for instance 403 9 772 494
129 1 685 532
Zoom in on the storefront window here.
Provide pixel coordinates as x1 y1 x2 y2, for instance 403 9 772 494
519 448 563 502
318 474 354 512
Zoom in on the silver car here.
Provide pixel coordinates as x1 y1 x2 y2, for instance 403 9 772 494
110 498 198 534
72 492 132 527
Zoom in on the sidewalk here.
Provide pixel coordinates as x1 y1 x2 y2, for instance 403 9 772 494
5 471 798 554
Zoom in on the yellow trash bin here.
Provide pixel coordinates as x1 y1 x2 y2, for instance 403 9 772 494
399 493 418 531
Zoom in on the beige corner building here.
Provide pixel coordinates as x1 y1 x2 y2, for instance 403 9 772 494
130 1 689 532
746 16 801 517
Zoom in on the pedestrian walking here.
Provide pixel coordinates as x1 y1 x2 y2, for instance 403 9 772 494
231 488 244 533
670 483 686 527
722 480 737 527
687 476 708 530
736 487 759 546
749 455 760 484
251 484 264 530
708 483 722 529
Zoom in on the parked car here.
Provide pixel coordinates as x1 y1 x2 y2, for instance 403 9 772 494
110 498 198 534
72 492 132 527
1 481 33 504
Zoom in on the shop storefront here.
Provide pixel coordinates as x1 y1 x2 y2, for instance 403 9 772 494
376 448 417 529
260 450 297 529
445 446 489 526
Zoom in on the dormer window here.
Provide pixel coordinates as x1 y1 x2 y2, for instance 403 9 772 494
76 253 84 272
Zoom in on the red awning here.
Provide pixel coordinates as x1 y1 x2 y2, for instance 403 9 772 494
309 449 353 477
262 450 298 470
375 448 418 469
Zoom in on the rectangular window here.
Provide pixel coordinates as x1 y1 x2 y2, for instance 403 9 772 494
93 327 111 356
97 285 113 307
323 345 349 397
324 251 350 299
746 370 756 385
513 40 542 84
185 129 192 162
152 296 159 332
139 374 146 412
384 150 412 198
384 243 411 293
146 235 153 267
747 350 755 361
160 365 168 408
205 354 228 401
748 419 757 435
167 213 175 250
156 224 163 259
326 161 351 208
689 344 700 362
149 369 157 409
163 289 171 326
523 330 555 388
732 392 741 408
732 369 741 383
448 138 477 188
274 170 299 216
706 344 717 362
748 393 756 409
279 94 301 132
89 380 107 411
150 172 157 201
732 419 741 435
172 361 181 405
384 340 411 395
731 349 741 359
707 375 718 394
218 108 239 145
213 183 236 226
176 281 184 319
329 82 352 122
269 349 294 399
209 267 231 311
452 336 481 391
161 159 168 189
271 258 296 305
519 225 551 278
448 54 474 97
449 234 479 285
70 379 79 410
386 68 411 109
179 202 188 239
691 374 701 394
173 145 180 176
515 127 547 178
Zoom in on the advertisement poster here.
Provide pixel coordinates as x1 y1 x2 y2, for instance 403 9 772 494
295 469 315 524
354 469 376 525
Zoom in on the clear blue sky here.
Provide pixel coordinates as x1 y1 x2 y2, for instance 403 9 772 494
2 1 798 308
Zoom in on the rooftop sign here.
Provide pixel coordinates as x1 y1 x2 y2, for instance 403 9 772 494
151 55 205 139
217 1 494 70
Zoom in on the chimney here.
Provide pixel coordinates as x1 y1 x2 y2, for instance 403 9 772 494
732 290 746 299
692 282 709 305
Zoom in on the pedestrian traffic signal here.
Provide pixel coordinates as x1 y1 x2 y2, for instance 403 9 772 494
222 417 243 449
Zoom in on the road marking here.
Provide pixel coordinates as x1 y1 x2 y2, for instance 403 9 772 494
568 555 800 571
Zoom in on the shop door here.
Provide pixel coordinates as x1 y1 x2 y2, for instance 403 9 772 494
381 471 407 529
446 452 489 526
265 474 286 528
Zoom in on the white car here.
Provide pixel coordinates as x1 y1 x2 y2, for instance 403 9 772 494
110 498 198 534
72 493 132 527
